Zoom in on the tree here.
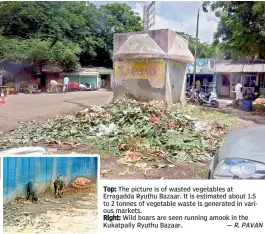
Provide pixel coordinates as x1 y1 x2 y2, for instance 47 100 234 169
204 1 265 60
176 31 222 59
0 1 143 69
0 37 81 72
85 3 143 67
51 41 81 72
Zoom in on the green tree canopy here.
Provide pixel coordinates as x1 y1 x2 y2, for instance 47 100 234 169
0 1 143 71
0 36 81 72
204 1 265 60
176 31 222 59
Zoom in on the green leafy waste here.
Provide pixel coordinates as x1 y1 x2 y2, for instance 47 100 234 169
0 99 228 166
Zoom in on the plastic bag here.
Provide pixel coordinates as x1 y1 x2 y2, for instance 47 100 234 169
96 123 117 136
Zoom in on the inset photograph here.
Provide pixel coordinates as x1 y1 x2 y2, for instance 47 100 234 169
3 156 98 233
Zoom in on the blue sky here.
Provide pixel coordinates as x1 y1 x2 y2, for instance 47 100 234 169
92 1 219 43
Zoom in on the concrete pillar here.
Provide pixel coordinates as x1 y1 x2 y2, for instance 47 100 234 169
230 74 233 97
165 58 172 103
110 72 114 90
180 67 187 105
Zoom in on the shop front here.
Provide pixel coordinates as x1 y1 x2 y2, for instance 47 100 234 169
186 58 215 93
42 63 63 92
82 67 113 89
60 71 100 89
0 61 40 94
215 61 265 98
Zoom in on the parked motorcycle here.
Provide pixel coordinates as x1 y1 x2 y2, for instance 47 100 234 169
186 87 191 98
79 82 92 91
186 88 202 100
197 90 219 108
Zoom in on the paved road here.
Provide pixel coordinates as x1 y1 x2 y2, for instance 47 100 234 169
0 90 113 133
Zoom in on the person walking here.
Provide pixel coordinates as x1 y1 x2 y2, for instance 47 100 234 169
50 80 58 93
15 75 20 93
235 80 243 100
196 79 201 90
63 75 69 92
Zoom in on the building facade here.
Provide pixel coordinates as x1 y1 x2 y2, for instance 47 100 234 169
215 60 265 97
186 59 265 97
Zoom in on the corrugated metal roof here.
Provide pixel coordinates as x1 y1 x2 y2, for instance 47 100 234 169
242 64 253 73
233 64 244 73
215 62 265 73
251 63 265 72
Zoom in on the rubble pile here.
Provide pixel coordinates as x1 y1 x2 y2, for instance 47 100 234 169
0 99 228 166
253 96 265 112
71 177 92 189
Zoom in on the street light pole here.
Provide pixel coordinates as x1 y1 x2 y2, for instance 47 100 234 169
191 5 208 100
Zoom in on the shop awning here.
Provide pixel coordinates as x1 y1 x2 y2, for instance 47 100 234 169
42 63 63 72
82 67 113 75
60 71 99 76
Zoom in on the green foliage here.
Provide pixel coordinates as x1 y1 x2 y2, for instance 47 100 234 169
51 41 81 72
176 31 222 59
204 1 265 60
0 1 143 68
231 100 239 109
0 37 81 71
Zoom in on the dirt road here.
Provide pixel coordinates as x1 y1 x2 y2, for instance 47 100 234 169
0 90 113 133
3 186 97 233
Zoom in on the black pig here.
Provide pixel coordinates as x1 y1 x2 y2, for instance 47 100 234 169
26 181 38 202
54 176 65 198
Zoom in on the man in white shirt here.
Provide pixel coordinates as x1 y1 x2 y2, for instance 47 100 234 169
63 75 69 92
235 81 243 100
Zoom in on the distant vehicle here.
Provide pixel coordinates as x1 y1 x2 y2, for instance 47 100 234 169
79 82 92 91
197 90 219 108
186 87 191 98
186 88 201 100
208 126 265 179
68 82 79 91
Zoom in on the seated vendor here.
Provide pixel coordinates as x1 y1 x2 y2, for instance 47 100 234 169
254 86 260 98
243 88 254 100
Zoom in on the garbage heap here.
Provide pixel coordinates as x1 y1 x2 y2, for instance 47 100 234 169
253 95 265 112
0 99 228 167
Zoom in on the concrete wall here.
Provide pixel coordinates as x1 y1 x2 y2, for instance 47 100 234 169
113 58 168 102
3 157 98 204
168 60 187 104
113 58 187 103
